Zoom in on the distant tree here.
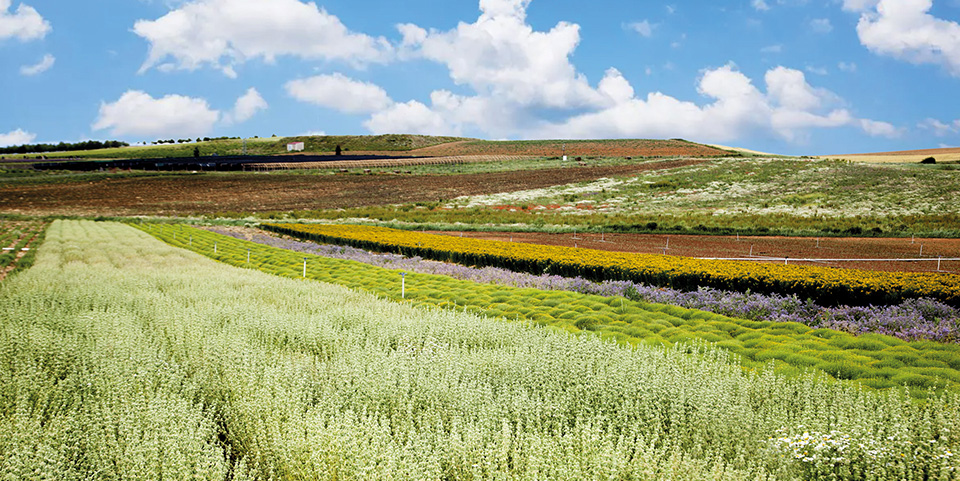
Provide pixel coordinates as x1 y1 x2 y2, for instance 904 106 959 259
193 146 200 158
921 157 937 164
335 145 342 156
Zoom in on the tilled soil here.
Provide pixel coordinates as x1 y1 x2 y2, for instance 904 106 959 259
0 159 704 216
433 231 960 274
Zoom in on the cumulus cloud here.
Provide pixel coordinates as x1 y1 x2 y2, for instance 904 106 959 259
364 100 460 136
0 0 50 41
364 0 892 144
531 65 891 143
285 73 393 114
133 0 392 77
19 53 54 76
752 0 771 11
397 0 603 110
92 91 221 138
849 0 960 76
0 128 36 147
224 87 267 124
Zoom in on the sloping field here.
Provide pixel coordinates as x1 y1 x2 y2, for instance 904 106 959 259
0 159 704 216
410 138 731 158
10 220 960 479
823 147 960 163
245 154 529 171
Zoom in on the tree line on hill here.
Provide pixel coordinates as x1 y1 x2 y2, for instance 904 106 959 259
0 140 128 155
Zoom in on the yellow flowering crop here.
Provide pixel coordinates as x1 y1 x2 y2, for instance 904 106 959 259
265 223 960 306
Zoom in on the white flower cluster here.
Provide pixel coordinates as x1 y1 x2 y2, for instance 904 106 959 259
772 428 855 465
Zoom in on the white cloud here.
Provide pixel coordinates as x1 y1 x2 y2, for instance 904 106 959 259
364 100 460 136
363 1 891 144
224 87 267 124
0 128 36 147
397 0 603 110
918 118 960 136
859 119 901 137
0 0 50 41
761 44 783 54
838 61 857 72
18 53 54 76
752 0 771 11
805 65 828 75
133 0 392 77
535 65 893 143
810 18 833 34
627 20 655 38
285 73 393 114
851 0 960 76
92 90 220 138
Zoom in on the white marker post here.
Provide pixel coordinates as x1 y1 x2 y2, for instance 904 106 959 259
401 272 406 299
247 248 251 263
920 244 924 257
303 258 307 278
189 235 192 246
214 242 217 254
938 256 942 272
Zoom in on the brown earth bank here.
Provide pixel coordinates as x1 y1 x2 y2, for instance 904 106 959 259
431 231 960 274
0 159 704 217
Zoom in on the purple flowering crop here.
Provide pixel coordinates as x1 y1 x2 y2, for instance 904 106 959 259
209 227 960 343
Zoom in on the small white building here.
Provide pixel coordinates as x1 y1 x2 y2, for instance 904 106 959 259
286 142 305 152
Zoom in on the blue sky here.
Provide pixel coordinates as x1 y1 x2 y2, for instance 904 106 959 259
2 0 959 155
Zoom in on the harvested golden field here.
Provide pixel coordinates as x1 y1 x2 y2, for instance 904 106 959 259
823 147 960 163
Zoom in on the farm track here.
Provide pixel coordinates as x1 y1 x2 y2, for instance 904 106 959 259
437 231 960 273
0 158 705 216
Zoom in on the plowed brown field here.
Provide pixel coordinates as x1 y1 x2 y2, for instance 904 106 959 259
0 159 704 216
433 231 960 274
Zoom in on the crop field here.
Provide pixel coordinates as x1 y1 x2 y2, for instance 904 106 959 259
208 225 960 344
0 219 46 281
432 231 960 273
244 154 532 171
7 221 960 479
0 159 702 217
264 223 960 307
410 138 733 158
141 223 960 396
823 147 960 164
448 157 960 220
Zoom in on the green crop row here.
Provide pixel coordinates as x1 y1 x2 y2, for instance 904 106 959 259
0 220 47 279
138 223 960 396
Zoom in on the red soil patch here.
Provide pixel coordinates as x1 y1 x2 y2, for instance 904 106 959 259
432 231 960 274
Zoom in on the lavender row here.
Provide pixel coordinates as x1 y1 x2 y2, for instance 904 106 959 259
208 227 960 343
